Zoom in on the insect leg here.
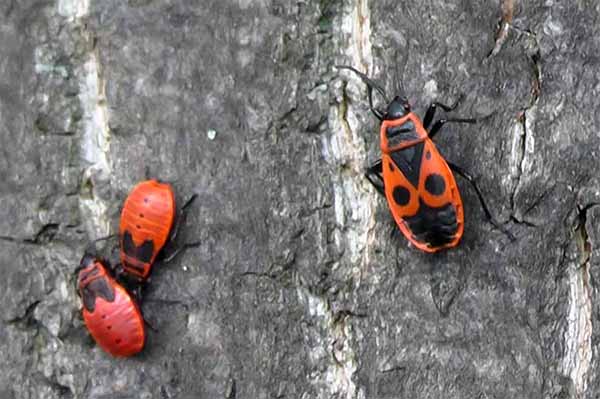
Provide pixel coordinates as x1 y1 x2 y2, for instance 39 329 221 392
365 159 385 196
423 95 465 130
131 290 158 332
159 194 201 263
428 118 476 139
132 290 159 332
159 194 200 263
83 234 118 255
169 194 198 243
75 235 119 276
162 242 201 264
144 317 158 333
447 162 515 241
130 284 144 304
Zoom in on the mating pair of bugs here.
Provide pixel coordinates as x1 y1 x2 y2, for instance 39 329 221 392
337 66 514 251
76 180 198 356
76 66 510 356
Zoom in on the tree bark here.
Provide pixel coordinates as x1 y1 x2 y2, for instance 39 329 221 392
1 1 599 398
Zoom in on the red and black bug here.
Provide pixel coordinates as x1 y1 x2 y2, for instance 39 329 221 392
119 179 197 283
77 254 145 357
337 65 513 252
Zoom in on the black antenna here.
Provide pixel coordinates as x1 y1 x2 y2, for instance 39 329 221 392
336 65 389 120
83 234 117 255
392 50 407 100
77 234 117 269
336 65 388 102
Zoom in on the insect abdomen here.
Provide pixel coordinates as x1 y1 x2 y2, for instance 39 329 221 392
403 199 461 248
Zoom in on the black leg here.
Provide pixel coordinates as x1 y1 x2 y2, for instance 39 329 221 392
336 65 387 121
158 194 201 263
131 284 144 304
365 159 385 196
428 118 476 139
448 162 515 241
162 242 201 264
423 95 465 130
144 317 158 333
76 235 118 276
83 234 118 256
169 194 198 243
157 194 200 263
136 293 159 332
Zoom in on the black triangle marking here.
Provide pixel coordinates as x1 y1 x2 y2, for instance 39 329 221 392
82 277 115 312
122 231 137 257
137 239 155 263
122 230 155 263
390 141 424 189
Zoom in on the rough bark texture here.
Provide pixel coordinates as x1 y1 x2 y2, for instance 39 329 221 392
1 1 599 398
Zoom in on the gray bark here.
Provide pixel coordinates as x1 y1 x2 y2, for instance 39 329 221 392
1 0 599 398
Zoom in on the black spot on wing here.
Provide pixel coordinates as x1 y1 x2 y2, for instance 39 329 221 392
89 278 115 302
392 186 410 206
390 141 424 188
82 288 96 312
122 231 137 257
82 277 115 312
122 230 155 263
137 240 155 263
404 198 458 248
425 173 446 196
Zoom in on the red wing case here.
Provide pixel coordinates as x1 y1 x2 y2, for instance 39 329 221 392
78 261 145 357
119 180 176 280
380 114 464 252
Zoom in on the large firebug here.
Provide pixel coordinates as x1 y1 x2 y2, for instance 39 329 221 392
338 65 513 252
